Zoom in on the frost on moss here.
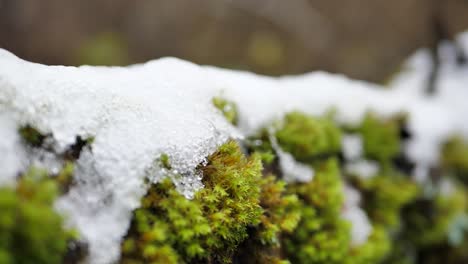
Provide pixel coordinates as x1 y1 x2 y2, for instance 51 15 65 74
121 141 263 263
0 167 75 264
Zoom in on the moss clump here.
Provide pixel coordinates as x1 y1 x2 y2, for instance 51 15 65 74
212 97 239 125
121 141 263 263
235 175 301 263
442 136 468 184
275 112 342 162
359 113 402 163
403 187 467 247
284 158 351 264
353 173 419 229
257 176 301 245
0 167 74 264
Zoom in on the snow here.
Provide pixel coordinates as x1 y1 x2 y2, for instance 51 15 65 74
0 30 468 262
0 114 26 185
345 160 379 179
342 185 372 246
342 134 363 161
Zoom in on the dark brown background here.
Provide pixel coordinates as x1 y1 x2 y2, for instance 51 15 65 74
1 0 468 82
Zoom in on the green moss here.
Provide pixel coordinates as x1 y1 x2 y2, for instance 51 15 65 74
257 176 301 245
442 136 468 184
359 113 402 164
121 141 263 263
403 187 467 247
353 173 419 229
284 158 351 264
235 175 301 263
212 97 239 125
0 167 74 264
275 112 342 161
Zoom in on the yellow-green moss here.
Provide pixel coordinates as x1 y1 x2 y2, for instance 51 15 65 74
235 175 301 264
121 141 263 263
284 158 351 264
442 136 468 184
0 167 74 264
359 113 402 164
275 112 342 161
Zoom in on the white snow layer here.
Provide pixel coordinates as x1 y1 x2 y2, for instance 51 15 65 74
1 33 468 263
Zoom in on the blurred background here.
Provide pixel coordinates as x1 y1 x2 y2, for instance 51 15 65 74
1 0 468 82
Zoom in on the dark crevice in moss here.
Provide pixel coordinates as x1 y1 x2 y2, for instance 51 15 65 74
63 136 94 161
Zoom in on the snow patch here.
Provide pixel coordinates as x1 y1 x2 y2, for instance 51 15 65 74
342 185 372 246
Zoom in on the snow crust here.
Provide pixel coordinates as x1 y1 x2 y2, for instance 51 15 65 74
1 32 468 262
